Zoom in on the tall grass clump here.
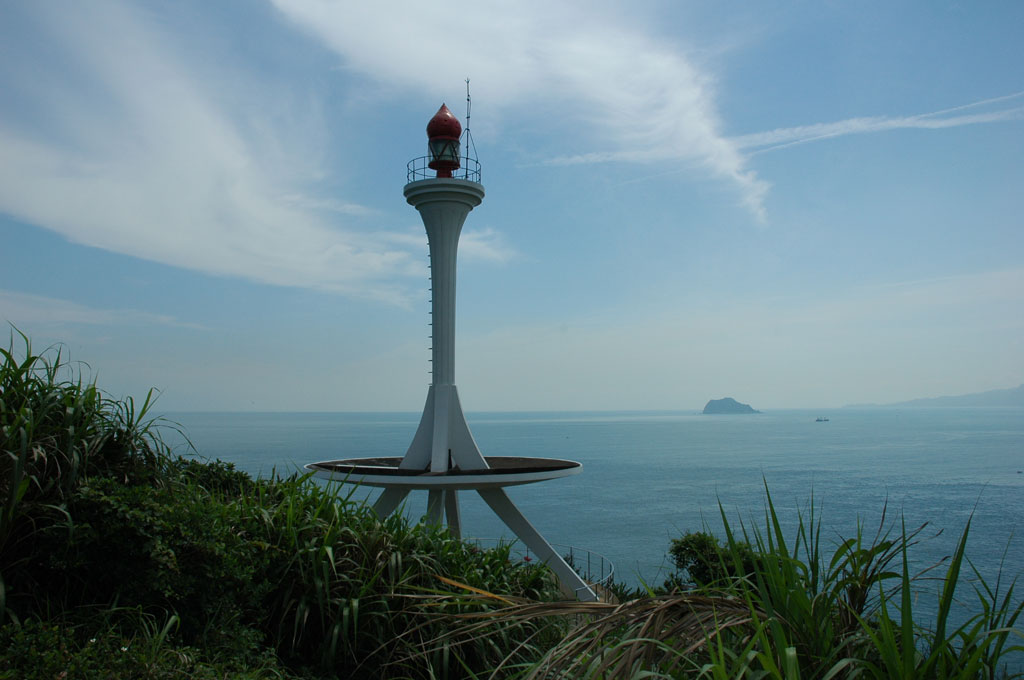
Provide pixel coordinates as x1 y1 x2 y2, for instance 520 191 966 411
428 486 1023 679
699 487 1024 678
242 473 565 677
1 329 174 621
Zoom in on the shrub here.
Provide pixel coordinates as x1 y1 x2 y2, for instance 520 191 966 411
0 616 292 680
22 475 271 655
668 530 758 588
1 330 177 624
166 456 258 497
244 474 563 677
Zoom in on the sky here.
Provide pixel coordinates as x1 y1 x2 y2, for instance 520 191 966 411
1 0 1022 412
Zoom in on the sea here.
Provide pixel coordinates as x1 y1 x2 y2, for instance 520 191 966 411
165 407 1024 645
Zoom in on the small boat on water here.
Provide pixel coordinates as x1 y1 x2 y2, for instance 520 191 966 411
815 416 830 422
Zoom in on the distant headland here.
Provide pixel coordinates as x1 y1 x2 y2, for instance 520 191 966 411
703 398 760 414
846 384 1024 409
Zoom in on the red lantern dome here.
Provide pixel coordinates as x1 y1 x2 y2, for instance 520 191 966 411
427 104 462 177
427 103 462 139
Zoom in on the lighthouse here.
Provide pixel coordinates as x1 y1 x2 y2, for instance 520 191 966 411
370 103 489 530
308 104 597 601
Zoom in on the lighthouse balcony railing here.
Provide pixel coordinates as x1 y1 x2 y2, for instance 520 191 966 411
467 538 615 591
407 156 481 183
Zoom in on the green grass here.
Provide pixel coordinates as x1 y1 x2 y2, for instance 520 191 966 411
1 329 176 624
0 330 565 678
424 485 1023 679
3 330 1021 679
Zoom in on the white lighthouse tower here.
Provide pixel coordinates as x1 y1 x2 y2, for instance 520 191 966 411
372 104 488 527
308 104 597 601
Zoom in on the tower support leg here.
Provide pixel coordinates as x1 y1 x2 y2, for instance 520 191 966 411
426 489 444 525
477 488 597 601
373 486 461 537
444 490 462 539
373 487 410 518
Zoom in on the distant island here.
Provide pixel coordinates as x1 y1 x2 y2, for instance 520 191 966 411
703 397 760 414
846 384 1024 409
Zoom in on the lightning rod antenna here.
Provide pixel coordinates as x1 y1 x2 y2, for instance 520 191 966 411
463 78 477 168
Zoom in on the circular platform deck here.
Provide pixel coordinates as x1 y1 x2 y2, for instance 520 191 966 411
305 456 582 489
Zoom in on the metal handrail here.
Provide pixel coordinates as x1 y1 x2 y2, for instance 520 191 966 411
467 537 616 589
407 156 482 183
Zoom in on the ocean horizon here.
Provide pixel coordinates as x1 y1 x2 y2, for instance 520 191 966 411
166 407 1024 594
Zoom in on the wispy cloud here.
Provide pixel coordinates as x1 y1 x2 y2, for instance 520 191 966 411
460 227 517 264
733 92 1024 154
271 0 769 219
279 194 378 216
5 0 1017 300
0 1 426 305
373 227 516 264
0 290 205 330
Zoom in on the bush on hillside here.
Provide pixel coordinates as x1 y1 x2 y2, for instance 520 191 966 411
1 331 173 595
0 617 292 680
1 331 566 678
667 530 758 588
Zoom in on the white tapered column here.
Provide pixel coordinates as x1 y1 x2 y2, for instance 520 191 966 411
402 178 488 474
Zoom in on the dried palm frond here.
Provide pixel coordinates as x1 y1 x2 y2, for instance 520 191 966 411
402 578 760 679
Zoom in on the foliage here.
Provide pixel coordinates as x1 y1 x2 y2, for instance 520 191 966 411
710 487 913 675
416 589 758 678
682 491 1023 677
852 516 1024 679
0 616 292 680
1 331 566 678
669 530 758 588
243 474 562 676
0 328 172 504
424 486 1024 679
1 329 176 624
4 331 1022 678
17 474 272 659
4 456 564 677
